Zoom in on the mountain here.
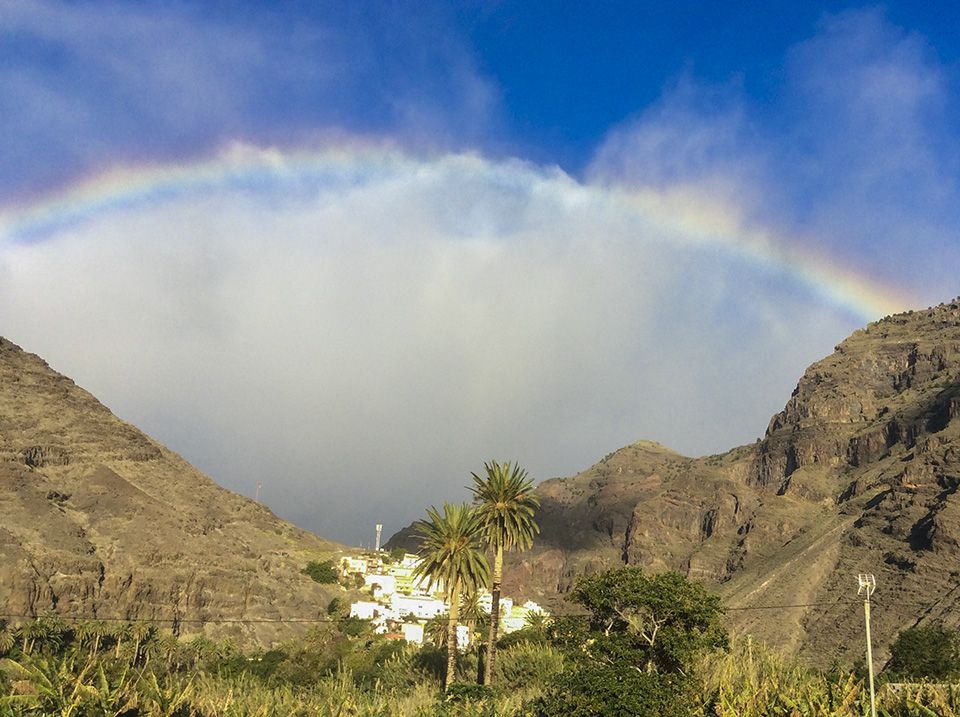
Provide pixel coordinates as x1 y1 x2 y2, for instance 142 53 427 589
390 299 960 665
0 337 342 644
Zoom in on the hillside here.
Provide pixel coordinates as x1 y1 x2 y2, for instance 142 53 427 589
391 299 960 665
0 337 342 644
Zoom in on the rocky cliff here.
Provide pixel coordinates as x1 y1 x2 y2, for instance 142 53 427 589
393 299 960 665
0 337 342 644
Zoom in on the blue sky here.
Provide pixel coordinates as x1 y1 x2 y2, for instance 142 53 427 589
4 2 959 190
2 1 960 543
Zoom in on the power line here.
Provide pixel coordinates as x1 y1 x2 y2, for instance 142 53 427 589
0 613 339 624
725 600 863 611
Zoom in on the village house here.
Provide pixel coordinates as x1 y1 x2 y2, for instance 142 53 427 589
345 550 548 650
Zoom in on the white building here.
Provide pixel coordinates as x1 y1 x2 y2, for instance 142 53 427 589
391 593 447 620
477 591 512 616
364 573 397 598
345 550 543 650
401 622 424 645
502 600 549 633
456 624 470 650
349 600 383 620
340 556 368 575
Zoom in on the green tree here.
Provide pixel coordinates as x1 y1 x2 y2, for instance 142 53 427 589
538 567 726 716
412 503 490 689
327 597 347 617
110 622 132 659
469 459 539 685
302 560 338 583
886 622 960 680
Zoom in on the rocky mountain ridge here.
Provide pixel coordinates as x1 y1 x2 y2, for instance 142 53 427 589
391 299 960 665
0 337 341 644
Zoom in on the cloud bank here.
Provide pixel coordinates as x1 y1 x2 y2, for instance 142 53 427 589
0 150 876 543
1 6 956 544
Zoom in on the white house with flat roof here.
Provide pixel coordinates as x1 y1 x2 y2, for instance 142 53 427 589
364 573 397 598
391 593 447 620
349 600 383 620
400 622 424 645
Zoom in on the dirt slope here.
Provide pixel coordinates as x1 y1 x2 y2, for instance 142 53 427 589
0 337 343 645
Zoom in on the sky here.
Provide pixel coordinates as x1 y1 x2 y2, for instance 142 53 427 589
1 1 959 545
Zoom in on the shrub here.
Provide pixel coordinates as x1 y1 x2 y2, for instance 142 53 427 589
301 560 338 583
887 623 960 680
494 640 564 690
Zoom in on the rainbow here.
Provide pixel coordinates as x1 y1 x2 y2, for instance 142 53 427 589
0 143 916 321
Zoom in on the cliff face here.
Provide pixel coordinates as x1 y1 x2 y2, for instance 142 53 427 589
494 300 960 664
0 337 341 644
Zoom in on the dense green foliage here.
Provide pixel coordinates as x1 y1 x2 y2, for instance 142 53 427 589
0 612 559 716
886 623 960 680
536 567 727 716
469 460 540 686
3 572 960 715
301 559 338 583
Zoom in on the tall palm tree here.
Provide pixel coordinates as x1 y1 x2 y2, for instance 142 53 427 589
469 460 539 685
74 620 107 657
111 622 132 659
131 621 157 665
412 503 489 689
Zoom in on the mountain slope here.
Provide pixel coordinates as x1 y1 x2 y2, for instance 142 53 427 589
416 300 960 665
0 337 342 644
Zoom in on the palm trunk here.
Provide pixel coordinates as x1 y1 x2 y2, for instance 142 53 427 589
445 579 461 690
483 542 503 685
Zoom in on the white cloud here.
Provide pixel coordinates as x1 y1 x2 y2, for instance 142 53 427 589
0 150 866 542
589 8 960 302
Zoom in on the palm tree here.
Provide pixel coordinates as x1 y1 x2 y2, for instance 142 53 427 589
20 614 65 655
74 620 108 657
130 621 156 665
412 503 489 689
524 609 551 635
469 460 540 685
0 625 16 656
153 632 182 672
110 622 133 659
460 590 489 649
424 615 448 650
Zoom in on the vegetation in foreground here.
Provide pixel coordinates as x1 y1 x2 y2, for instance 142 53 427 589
3 576 960 716
3 462 959 715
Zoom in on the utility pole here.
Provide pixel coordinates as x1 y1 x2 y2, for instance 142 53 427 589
858 573 877 717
